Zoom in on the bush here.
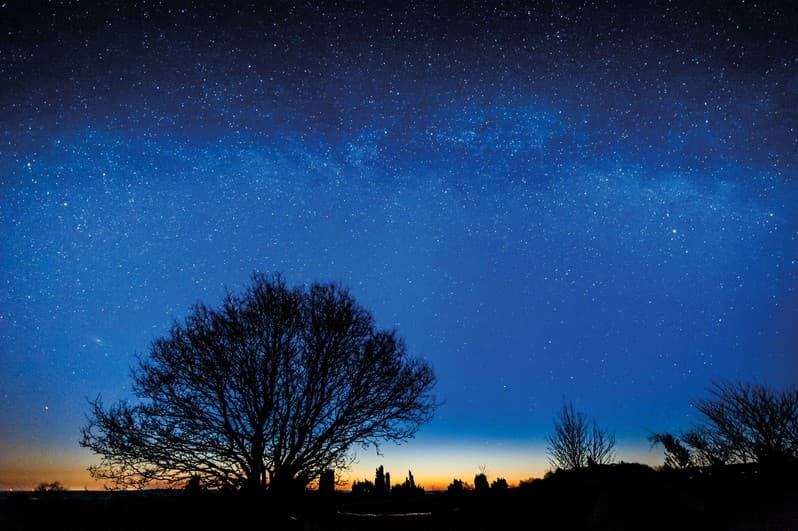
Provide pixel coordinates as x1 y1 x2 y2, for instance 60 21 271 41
491 477 509 490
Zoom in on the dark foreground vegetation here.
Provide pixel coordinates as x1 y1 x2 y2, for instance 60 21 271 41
45 273 797 530
3 465 797 531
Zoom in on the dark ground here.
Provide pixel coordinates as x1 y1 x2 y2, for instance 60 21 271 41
2 470 797 531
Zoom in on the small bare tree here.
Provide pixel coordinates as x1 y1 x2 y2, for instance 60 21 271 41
546 400 615 470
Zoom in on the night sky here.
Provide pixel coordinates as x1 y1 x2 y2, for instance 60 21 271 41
1 1 796 490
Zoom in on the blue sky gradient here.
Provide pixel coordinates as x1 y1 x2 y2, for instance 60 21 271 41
1 1 796 489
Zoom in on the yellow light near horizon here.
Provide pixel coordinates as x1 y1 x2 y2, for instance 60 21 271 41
0 446 102 491
338 441 551 491
0 463 101 491
0 439 662 491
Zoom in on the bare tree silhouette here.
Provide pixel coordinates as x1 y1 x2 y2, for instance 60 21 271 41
81 273 437 495
546 400 615 470
649 380 798 473
689 380 797 469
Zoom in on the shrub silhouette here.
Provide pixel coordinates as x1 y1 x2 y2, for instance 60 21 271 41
351 479 374 495
447 478 468 494
491 477 508 490
34 481 65 493
392 469 424 496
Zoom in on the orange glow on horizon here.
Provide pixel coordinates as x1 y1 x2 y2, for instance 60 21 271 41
0 464 102 491
334 473 541 493
0 440 661 491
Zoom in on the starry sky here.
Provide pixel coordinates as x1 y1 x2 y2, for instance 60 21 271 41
1 1 796 491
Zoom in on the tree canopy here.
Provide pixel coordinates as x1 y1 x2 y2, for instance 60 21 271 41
81 273 437 494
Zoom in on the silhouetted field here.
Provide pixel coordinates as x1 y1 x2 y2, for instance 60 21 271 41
2 469 797 531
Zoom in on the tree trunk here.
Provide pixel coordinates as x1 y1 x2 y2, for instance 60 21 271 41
269 469 303 497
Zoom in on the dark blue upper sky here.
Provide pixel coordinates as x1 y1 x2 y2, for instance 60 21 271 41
1 1 796 489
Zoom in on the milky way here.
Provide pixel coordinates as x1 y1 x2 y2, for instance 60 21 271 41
1 1 796 489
